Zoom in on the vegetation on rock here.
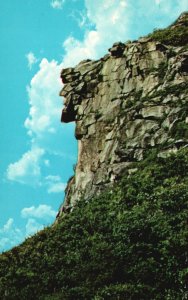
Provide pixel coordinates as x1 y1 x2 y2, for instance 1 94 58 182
0 148 188 299
148 12 188 46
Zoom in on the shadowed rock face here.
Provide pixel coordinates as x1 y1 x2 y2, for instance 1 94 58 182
59 14 188 213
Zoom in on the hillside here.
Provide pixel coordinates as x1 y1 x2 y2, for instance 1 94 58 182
0 13 188 300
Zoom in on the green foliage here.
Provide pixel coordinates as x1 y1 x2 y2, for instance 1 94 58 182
147 13 188 46
0 149 188 299
141 82 188 103
149 61 168 80
149 26 188 46
171 121 188 139
157 61 168 79
95 109 103 120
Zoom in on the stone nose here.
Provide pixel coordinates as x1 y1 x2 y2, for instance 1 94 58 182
60 67 80 84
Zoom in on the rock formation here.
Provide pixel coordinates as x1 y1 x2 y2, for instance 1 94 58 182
59 13 188 213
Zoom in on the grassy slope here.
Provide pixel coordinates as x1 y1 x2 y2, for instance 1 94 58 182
147 12 188 46
0 148 188 299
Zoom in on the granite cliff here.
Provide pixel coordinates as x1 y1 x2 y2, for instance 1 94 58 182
59 12 188 213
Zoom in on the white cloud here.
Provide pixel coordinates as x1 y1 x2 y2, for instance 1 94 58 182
6 147 44 185
154 0 188 11
0 205 57 252
0 218 14 233
26 52 38 70
6 58 71 187
62 30 100 67
51 0 65 9
25 218 43 236
25 59 62 138
120 0 128 7
48 182 66 193
0 238 9 250
45 175 61 182
21 204 56 220
76 12 88 28
6 56 76 187
63 0 188 67
44 159 50 167
3 218 14 232
23 58 75 156
0 219 24 252
69 9 91 28
45 175 66 193
62 0 131 62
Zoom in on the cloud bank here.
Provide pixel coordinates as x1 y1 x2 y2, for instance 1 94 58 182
6 59 71 191
7 147 44 185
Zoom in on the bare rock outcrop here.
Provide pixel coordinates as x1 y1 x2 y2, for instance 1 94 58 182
58 13 188 214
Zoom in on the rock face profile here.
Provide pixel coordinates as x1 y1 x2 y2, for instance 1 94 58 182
59 12 188 213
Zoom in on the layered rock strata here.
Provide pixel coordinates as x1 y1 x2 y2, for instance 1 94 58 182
59 19 188 212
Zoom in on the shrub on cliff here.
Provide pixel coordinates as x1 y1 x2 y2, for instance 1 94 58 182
148 12 188 46
0 148 187 299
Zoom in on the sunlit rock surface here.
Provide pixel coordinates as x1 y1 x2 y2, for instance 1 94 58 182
59 13 188 212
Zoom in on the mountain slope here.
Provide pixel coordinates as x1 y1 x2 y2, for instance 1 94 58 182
0 149 188 299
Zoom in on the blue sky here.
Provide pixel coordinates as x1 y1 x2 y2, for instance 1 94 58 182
0 0 188 252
